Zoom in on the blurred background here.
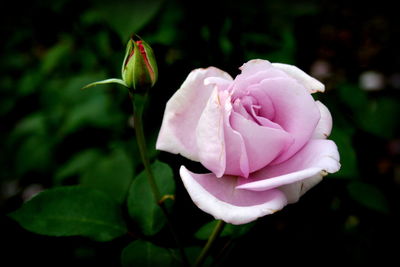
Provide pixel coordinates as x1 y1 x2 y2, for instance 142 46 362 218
1 0 399 265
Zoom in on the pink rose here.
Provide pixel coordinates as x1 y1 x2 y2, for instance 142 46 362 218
156 60 340 224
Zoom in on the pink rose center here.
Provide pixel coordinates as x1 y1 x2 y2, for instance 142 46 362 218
231 90 281 131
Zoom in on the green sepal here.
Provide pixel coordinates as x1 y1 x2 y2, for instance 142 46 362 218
121 39 133 78
81 78 128 90
141 40 158 87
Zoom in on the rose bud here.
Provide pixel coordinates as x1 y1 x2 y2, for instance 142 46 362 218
122 36 158 91
82 36 157 92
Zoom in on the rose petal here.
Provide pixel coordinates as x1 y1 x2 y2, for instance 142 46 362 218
248 87 276 120
180 166 288 225
271 63 325 93
231 91 282 130
156 67 233 160
204 76 232 90
239 59 272 75
237 167 323 191
232 98 254 121
233 68 290 100
279 173 324 204
223 100 250 177
312 101 333 139
251 114 284 130
236 139 340 203
196 89 226 177
230 111 293 174
258 78 320 164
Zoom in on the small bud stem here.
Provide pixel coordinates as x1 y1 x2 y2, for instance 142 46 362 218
130 93 189 267
131 93 161 201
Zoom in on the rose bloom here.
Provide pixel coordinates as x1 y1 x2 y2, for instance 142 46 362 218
157 60 340 225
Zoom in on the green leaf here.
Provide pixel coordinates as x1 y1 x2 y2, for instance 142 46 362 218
54 149 102 185
329 127 358 179
219 19 233 56
9 114 53 177
195 221 220 240
18 72 42 96
221 221 256 238
195 220 255 240
9 186 127 241
40 38 72 74
266 29 296 64
358 97 400 139
183 246 212 266
127 160 175 236
144 1 183 46
49 74 125 137
245 28 295 64
347 182 390 214
121 240 177 267
15 135 53 176
338 85 400 139
80 148 134 203
10 113 47 140
59 93 112 135
337 84 368 112
85 0 164 40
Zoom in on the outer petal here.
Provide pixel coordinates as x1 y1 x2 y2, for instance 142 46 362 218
237 139 340 203
196 89 226 177
180 166 288 225
271 63 325 93
239 59 272 75
312 101 333 139
279 173 324 204
204 76 232 90
156 67 232 160
259 78 321 164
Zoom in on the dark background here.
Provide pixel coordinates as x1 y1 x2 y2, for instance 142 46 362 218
1 0 400 265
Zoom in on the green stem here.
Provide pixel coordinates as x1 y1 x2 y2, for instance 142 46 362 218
195 220 226 267
132 93 161 201
130 93 189 267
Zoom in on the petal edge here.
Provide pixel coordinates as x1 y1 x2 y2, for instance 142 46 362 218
180 166 288 225
271 63 325 93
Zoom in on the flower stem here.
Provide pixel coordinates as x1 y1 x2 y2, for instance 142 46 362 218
131 93 161 201
130 93 189 266
195 220 226 267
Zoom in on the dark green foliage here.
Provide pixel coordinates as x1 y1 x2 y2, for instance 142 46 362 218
127 160 175 236
121 240 177 267
195 221 255 240
80 148 134 203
